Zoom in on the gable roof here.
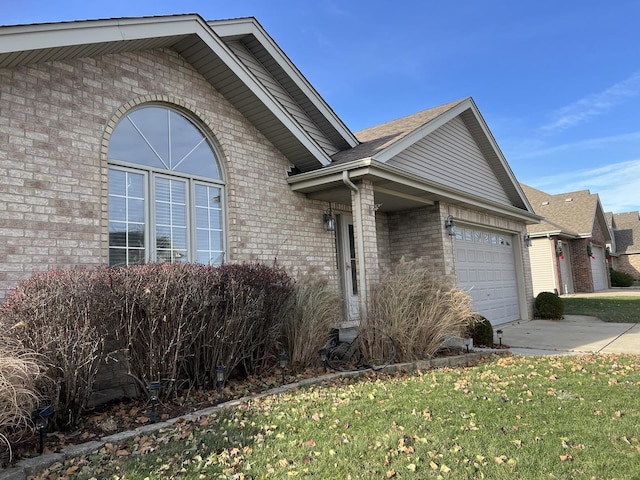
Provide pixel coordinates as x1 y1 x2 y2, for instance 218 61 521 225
0 14 357 172
521 184 611 241
612 211 640 253
330 97 533 212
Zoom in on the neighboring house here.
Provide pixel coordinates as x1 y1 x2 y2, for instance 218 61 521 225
609 212 640 279
521 184 611 295
0 14 539 326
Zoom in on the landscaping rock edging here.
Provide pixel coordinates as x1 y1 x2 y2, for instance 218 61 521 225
0 350 505 480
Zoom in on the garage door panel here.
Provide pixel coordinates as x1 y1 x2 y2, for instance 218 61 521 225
455 226 519 325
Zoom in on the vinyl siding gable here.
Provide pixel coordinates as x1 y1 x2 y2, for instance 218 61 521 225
387 116 511 204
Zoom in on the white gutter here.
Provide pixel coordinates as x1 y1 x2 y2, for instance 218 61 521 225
342 171 368 323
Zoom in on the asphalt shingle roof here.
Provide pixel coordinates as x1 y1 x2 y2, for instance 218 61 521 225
520 184 599 237
330 98 467 164
612 211 640 252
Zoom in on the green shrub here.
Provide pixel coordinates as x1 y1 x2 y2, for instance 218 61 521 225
610 269 634 287
535 291 564 319
363 260 474 362
468 315 493 347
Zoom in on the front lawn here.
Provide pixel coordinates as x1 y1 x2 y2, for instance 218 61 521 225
562 296 640 323
32 354 640 479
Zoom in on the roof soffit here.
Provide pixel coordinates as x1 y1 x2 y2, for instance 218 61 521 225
0 14 338 172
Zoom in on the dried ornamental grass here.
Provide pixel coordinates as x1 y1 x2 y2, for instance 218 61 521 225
363 260 474 362
0 337 45 465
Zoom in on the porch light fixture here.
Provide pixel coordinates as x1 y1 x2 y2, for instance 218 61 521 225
147 381 161 423
444 215 456 236
524 234 532 247
278 352 289 385
32 405 54 454
323 205 336 231
496 329 503 347
464 335 472 353
216 364 225 398
318 348 328 372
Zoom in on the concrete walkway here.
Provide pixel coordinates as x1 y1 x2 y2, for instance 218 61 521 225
499 288 640 356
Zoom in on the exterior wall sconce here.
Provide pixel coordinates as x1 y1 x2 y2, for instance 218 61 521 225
587 243 595 259
323 205 336 231
444 215 456 236
524 234 532 247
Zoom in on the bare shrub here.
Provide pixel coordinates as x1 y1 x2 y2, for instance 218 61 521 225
283 273 343 368
362 259 474 362
0 333 46 466
1 268 115 430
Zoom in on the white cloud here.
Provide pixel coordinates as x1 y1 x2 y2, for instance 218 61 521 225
529 159 640 213
509 131 640 160
540 71 640 133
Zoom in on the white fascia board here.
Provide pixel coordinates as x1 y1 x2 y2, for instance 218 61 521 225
210 18 358 148
288 159 541 224
374 99 472 163
0 15 203 53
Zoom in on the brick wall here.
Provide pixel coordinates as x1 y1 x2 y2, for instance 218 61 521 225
570 238 594 292
0 48 338 298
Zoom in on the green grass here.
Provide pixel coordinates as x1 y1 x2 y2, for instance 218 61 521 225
562 297 640 323
33 354 640 479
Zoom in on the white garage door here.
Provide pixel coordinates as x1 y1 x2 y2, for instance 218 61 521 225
591 245 607 291
455 227 520 325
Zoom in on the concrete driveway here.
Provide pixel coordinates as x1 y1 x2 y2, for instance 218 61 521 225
498 288 640 355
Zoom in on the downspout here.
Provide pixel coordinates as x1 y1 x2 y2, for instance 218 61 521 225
342 171 368 323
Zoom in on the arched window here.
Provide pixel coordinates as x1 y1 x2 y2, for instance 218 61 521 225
107 105 224 266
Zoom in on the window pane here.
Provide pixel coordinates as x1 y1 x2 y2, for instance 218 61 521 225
108 169 146 266
195 184 224 264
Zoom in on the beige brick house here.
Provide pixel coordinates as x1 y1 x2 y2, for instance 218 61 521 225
0 14 539 325
521 184 611 295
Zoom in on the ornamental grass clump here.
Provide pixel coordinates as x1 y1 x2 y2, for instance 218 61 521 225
282 272 343 368
0 337 46 467
362 260 475 362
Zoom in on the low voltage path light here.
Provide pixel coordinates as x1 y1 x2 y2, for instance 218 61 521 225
32 405 54 454
216 365 226 398
318 348 328 372
278 352 289 385
496 329 504 347
147 381 161 423
464 335 472 353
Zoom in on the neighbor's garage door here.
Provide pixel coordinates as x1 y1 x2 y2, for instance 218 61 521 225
455 227 520 325
590 245 607 291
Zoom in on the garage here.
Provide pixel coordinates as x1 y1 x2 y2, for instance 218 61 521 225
455 226 520 324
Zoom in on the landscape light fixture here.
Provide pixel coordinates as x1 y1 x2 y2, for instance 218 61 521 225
318 348 328 372
147 381 161 423
464 335 472 353
444 215 456 236
524 233 532 247
32 405 54 454
216 365 226 398
323 205 336 232
278 352 289 385
496 329 503 346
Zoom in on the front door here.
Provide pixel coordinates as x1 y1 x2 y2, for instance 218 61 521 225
338 214 359 322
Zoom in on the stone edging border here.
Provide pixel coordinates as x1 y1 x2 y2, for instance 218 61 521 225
0 351 506 480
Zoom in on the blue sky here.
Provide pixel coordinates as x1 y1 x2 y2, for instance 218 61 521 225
4 0 640 214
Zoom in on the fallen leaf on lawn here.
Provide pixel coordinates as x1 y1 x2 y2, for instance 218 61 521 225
615 410 623 418
386 469 396 478
559 454 573 462
406 463 416 472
